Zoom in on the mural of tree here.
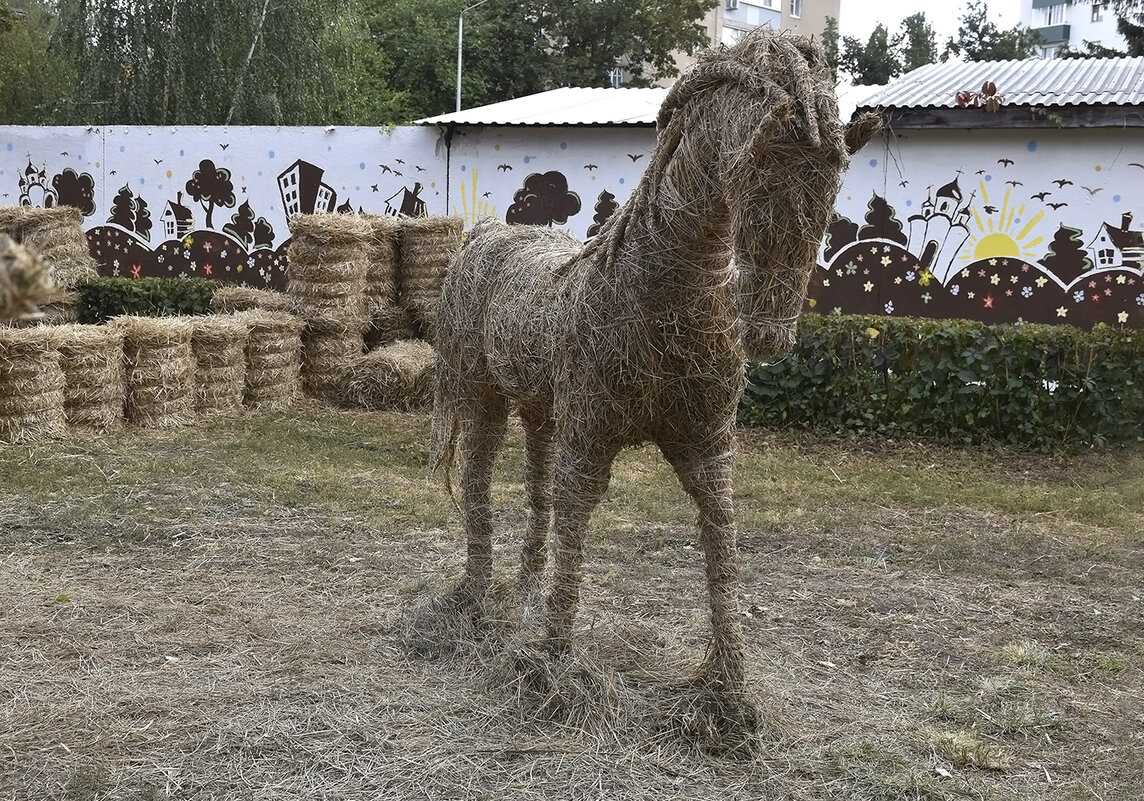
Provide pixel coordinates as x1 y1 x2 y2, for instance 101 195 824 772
858 193 907 245
505 171 581 226
253 217 275 250
108 185 137 231
135 195 152 242
823 213 860 262
587 189 618 238
185 159 236 229
1040 224 1093 286
224 200 257 246
52 168 96 216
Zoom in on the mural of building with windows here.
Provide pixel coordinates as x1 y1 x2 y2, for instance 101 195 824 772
277 159 337 217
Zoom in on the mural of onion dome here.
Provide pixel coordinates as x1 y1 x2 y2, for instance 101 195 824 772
933 177 962 216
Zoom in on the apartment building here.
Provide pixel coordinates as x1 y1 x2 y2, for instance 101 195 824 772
1020 0 1128 57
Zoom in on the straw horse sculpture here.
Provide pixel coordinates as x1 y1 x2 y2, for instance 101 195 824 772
433 28 871 714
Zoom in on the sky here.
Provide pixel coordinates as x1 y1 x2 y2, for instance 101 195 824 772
837 0 1020 47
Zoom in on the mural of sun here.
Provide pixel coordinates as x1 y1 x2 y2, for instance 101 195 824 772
454 167 496 228
964 182 1045 261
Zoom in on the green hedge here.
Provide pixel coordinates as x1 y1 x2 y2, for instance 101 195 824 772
76 276 218 324
740 314 1144 451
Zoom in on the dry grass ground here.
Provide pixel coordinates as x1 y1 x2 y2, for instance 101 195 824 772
1 404 1141 800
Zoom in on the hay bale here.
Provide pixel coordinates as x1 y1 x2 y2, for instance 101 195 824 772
0 206 98 288
114 315 196 429
53 323 126 433
191 314 250 417
210 285 290 314
0 327 66 443
364 214 400 313
301 316 364 403
364 303 417 350
285 214 371 321
239 310 304 410
398 216 463 340
339 339 436 411
0 234 59 323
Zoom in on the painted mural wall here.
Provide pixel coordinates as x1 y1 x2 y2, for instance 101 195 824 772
3 122 1143 329
819 127 1144 328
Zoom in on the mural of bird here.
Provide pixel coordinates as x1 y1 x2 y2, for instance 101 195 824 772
1129 162 1144 169
1081 185 1103 196
483 191 492 198
628 153 644 162
1006 180 1023 187
898 179 909 187
975 169 987 175
1052 178 1073 187
984 205 999 213
497 164 513 171
1048 201 1068 209
997 158 1014 167
584 164 598 171
379 164 394 174
220 143 229 150
1031 191 1051 200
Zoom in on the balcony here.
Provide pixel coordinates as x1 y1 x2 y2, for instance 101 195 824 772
1035 24 1071 43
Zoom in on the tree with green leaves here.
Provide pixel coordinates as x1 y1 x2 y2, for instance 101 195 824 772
899 12 937 72
840 24 899 85
944 0 1043 62
1111 0 1144 55
0 0 77 123
366 0 718 119
821 16 840 82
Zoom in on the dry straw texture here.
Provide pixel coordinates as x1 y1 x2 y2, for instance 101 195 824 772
286 213 371 322
191 314 251 417
0 234 58 322
210 284 290 314
239 309 305 410
364 214 400 311
398 215 463 340
338 338 436 411
0 326 66 443
114 315 196 429
432 27 867 751
53 323 126 433
301 316 365 402
0 205 99 287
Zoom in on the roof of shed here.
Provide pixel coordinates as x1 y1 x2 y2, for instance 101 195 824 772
417 87 670 126
856 56 1144 112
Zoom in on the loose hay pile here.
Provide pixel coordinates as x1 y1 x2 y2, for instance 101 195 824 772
0 206 99 288
0 234 58 323
54 323 126 433
191 315 250 417
210 285 290 314
339 339 436 411
398 216 463 340
240 310 305 410
115 315 196 429
0 327 66 443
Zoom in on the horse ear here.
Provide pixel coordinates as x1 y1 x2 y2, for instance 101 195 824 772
845 111 882 156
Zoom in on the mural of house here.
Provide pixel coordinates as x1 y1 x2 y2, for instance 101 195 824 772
161 192 194 239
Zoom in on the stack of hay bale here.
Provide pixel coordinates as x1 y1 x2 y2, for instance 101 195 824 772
0 206 98 324
209 284 290 315
191 314 251 417
0 327 66 443
115 316 196 429
396 215 463 343
54 323 126 434
240 309 305 410
286 214 372 402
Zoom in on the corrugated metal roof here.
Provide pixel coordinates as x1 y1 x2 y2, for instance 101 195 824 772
856 56 1144 111
416 87 670 126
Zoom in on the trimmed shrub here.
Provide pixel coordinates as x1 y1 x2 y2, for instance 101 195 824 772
76 276 218 323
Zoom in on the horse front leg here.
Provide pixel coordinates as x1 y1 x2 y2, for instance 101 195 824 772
545 444 619 653
661 442 746 694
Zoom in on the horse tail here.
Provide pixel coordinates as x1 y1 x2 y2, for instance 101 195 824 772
429 368 461 506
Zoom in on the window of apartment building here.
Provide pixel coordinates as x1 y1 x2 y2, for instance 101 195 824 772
790 0 802 18
1035 3 1069 26
758 0 778 8
1092 2 1106 22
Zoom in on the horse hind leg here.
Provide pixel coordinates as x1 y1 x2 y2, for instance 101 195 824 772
517 405 555 598
454 391 509 606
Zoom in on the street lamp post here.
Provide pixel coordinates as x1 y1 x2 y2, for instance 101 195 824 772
456 0 492 113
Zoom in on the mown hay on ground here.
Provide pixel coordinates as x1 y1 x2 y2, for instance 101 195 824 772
0 234 58 323
191 314 250 417
53 323 126 433
0 206 99 288
398 216 463 340
0 326 66 443
210 285 290 314
338 339 436 411
114 315 196 429
240 310 305 410
286 214 371 322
